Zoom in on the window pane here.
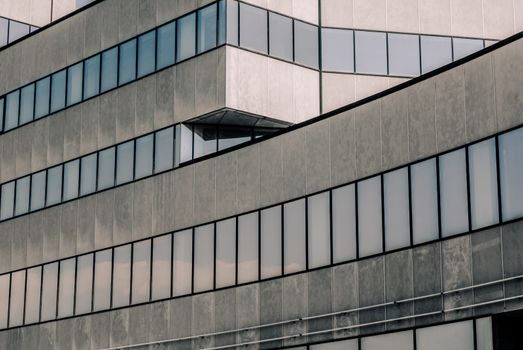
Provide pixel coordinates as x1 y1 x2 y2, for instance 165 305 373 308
5 90 20 131
499 128 523 221
98 147 115 190
176 13 196 61
67 62 83 106
119 39 137 85
155 127 174 173
157 22 176 69
308 192 331 268
84 54 100 99
132 240 151 304
179 124 193 163
218 0 226 45
112 245 131 307
421 36 452 73
218 126 251 151
116 140 134 185
14 176 30 216
63 159 80 201
46 165 63 206
216 218 236 288
440 149 469 237
138 31 156 77
198 4 217 53
332 184 357 263
469 139 499 229
20 83 35 125
35 77 50 119
58 258 76 317
361 330 413 350
238 212 258 284
0 18 7 46
355 31 387 74
0 98 3 131
310 339 359 350
384 168 410 251
80 153 97 195
194 124 217 158
173 229 192 296
475 317 493 350
9 270 25 327
25 266 42 324
284 199 306 274
135 134 153 179
0 275 9 328
388 33 420 76
226 0 238 46
321 28 354 72
0 182 15 220
239 3 267 53
50 70 66 112
75 253 93 315
294 20 319 68
8 21 29 42
101 47 118 92
358 176 383 257
411 159 439 244
261 205 282 279
152 235 172 300
30 171 46 211
194 224 214 292
93 249 112 311
416 320 474 350
269 12 293 61
41 262 58 321
453 38 483 60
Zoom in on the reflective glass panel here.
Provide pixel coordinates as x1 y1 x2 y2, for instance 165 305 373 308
284 199 306 274
475 317 493 350
119 39 137 85
411 159 439 243
238 212 258 284
0 275 8 328
80 153 97 196
439 149 469 236
132 240 151 304
269 12 293 61
384 168 410 250
50 70 66 112
93 249 112 311
416 320 474 350
388 33 420 76
332 184 357 263
294 20 319 68
308 192 331 268
46 165 63 206
101 47 118 92
8 21 29 42
172 229 193 296
25 266 42 324
152 235 172 300
135 134 153 179
261 205 282 279
137 31 156 77
112 245 131 307
116 140 134 185
67 62 83 106
310 339 359 350
0 18 7 46
157 22 176 69
14 176 30 216
218 126 251 151
98 147 115 190
198 4 217 53
453 38 484 60
358 176 383 257
84 54 100 99
0 182 15 220
194 124 217 158
9 270 25 327
30 170 46 211
499 128 523 221
226 0 238 46
361 330 414 350
75 253 93 315
469 139 499 229
216 218 236 288
239 3 267 53
20 83 35 125
179 124 193 163
176 13 196 61
58 258 76 317
5 90 19 131
155 127 174 173
321 28 354 72
194 224 214 292
35 77 51 119
355 31 387 74
421 36 452 73
218 0 226 44
41 262 58 321
63 159 80 201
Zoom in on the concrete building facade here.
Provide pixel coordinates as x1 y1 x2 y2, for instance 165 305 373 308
0 0 521 349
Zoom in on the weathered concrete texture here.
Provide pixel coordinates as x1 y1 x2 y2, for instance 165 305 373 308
260 279 283 349
358 257 385 335
308 269 333 343
501 221 523 311
332 263 359 339
355 101 382 178
214 289 236 347
381 90 409 169
283 274 308 347
385 250 414 330
407 79 437 160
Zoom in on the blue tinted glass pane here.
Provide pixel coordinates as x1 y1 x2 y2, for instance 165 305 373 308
138 31 156 77
135 134 153 179
294 21 319 68
116 140 134 185
154 127 174 173
51 70 66 112
84 54 100 99
0 182 14 220
30 171 46 211
80 153 97 196
176 13 196 61
5 90 20 131
453 38 484 60
218 0 226 45
421 36 452 73
35 77 50 119
20 83 35 125
119 39 137 85
63 159 80 201
47 165 63 206
197 4 217 53
321 28 354 72
388 33 420 76
226 0 238 46
239 3 267 53
157 22 176 69
269 12 293 61
101 47 118 92
67 62 83 106
499 128 523 221
98 147 115 190
355 31 387 74
14 176 30 216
